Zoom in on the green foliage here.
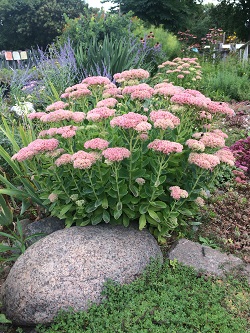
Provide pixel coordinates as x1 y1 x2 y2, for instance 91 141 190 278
37 261 250 333
59 10 139 49
133 24 181 60
106 0 201 35
199 61 250 102
75 35 153 77
8 70 234 242
0 0 87 49
0 219 45 263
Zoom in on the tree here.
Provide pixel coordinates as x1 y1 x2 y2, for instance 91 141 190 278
209 0 250 42
0 0 87 50
103 0 201 34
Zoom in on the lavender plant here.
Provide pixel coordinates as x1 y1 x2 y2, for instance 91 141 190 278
2 69 236 242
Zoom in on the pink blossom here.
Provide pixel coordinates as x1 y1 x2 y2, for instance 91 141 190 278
148 139 183 154
188 152 220 170
96 98 118 108
177 74 185 79
86 107 115 121
212 129 228 139
12 147 35 162
12 138 59 162
46 148 65 158
73 158 95 169
135 178 145 185
215 148 235 166
48 193 58 203
199 111 212 120
110 112 148 129
195 197 205 206
186 139 205 152
150 110 180 127
102 87 122 98
46 101 69 112
84 138 109 150
82 76 111 86
65 83 88 93
138 133 149 141
27 112 46 120
71 112 86 122
131 90 153 100
199 132 225 148
102 147 131 162
60 93 70 99
69 89 92 99
40 110 74 122
55 154 72 166
153 118 175 130
169 186 188 200
134 121 152 132
206 101 235 117
113 69 149 82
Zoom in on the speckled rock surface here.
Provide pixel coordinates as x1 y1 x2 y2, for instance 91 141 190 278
167 238 250 281
2 225 162 326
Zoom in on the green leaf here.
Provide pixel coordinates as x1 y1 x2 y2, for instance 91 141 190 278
94 199 102 208
129 185 139 197
114 209 122 220
91 213 103 225
102 210 110 223
0 313 12 324
178 209 194 217
150 201 167 209
58 204 72 218
122 214 130 227
116 202 122 211
101 197 109 209
147 209 161 222
85 202 97 213
139 203 149 214
139 214 147 230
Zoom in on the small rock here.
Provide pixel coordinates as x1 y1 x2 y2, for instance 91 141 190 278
167 238 250 282
23 217 65 246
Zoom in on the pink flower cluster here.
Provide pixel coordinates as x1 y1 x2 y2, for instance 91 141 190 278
12 138 59 162
40 110 85 123
103 87 122 99
150 110 180 129
84 138 109 150
46 101 69 112
122 83 154 100
72 150 98 169
188 152 220 170
102 147 131 162
169 186 188 200
96 98 118 108
154 83 184 97
27 112 47 120
110 112 148 130
114 69 150 83
206 101 235 117
86 107 116 121
170 90 211 109
55 154 72 166
82 76 111 86
61 83 91 99
186 139 205 152
214 148 235 166
39 126 78 139
148 139 183 154
199 132 225 148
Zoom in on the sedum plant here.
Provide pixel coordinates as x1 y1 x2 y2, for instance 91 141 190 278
5 69 236 242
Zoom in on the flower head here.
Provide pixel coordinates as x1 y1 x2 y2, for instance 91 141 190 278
102 147 131 162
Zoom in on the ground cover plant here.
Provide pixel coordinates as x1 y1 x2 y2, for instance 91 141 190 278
33 261 250 333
